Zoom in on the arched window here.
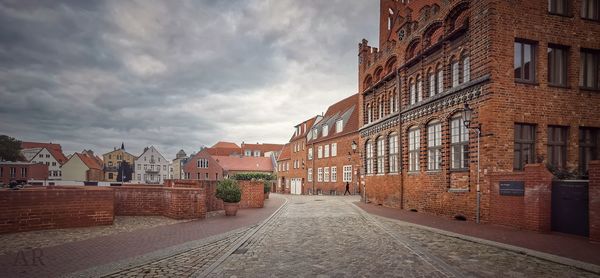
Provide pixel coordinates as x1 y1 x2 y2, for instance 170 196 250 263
462 55 470 83
450 114 469 169
409 78 416 105
436 64 444 94
451 58 460 87
428 69 435 97
408 127 420 172
379 99 384 119
366 104 372 124
417 75 423 102
390 92 397 113
364 75 373 89
377 136 385 174
365 140 374 174
388 132 399 173
427 121 442 170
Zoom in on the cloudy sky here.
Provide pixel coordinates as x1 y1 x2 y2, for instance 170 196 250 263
0 0 378 159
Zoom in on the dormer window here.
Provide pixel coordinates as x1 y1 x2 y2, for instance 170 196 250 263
312 129 318 139
336 119 343 133
322 125 329 137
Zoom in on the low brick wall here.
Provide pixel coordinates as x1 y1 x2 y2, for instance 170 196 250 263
0 187 114 234
239 180 264 209
488 164 553 232
589 161 600 242
114 186 206 220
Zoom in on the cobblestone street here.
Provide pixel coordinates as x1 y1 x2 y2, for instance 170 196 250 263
96 195 598 278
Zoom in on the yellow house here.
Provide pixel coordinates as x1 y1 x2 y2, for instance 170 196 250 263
102 144 136 182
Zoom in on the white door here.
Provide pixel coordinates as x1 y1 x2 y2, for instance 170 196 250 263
291 179 302 195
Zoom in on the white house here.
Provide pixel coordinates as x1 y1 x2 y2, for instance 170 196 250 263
134 146 170 184
21 146 68 180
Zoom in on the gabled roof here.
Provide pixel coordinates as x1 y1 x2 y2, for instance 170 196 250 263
277 143 291 161
74 153 102 170
213 156 274 172
21 141 68 165
289 116 321 142
241 143 285 155
307 93 359 144
102 148 135 158
211 141 240 149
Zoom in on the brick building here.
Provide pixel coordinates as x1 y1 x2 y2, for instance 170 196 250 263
276 143 291 193
184 148 275 181
20 141 68 180
307 94 361 195
184 148 225 181
241 143 284 157
0 161 48 185
357 0 600 231
287 116 322 195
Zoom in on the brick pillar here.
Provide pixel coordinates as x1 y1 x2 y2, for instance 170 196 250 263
589 161 600 242
523 164 553 233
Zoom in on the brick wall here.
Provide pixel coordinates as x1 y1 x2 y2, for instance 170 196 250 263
489 164 552 232
113 186 206 219
589 161 600 242
238 180 264 209
0 187 114 234
165 179 223 211
310 133 360 195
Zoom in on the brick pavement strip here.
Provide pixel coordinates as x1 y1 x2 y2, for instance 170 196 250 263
65 195 600 277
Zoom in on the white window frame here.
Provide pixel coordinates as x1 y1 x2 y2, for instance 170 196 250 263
322 125 329 137
389 133 399 173
331 143 337 157
324 167 330 182
318 168 323 182
336 120 343 133
331 167 337 182
452 60 460 87
324 145 330 158
308 168 313 182
308 148 313 160
427 121 442 171
343 165 352 182
463 56 470 83
318 146 323 159
409 127 420 172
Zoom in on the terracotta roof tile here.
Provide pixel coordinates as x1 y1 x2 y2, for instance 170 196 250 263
241 143 285 155
21 141 68 165
76 153 102 170
211 141 240 149
308 93 359 144
289 116 320 142
277 143 291 161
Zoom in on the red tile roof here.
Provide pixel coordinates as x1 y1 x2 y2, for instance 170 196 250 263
207 141 242 156
241 143 285 155
277 143 291 161
213 156 274 172
76 153 102 170
289 116 320 142
211 141 240 149
21 141 68 165
308 93 359 144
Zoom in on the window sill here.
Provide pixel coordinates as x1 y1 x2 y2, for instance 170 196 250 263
448 188 469 193
450 168 469 173
581 17 600 23
426 170 442 174
407 171 420 175
547 84 569 89
515 80 539 86
579 86 600 92
547 12 572 18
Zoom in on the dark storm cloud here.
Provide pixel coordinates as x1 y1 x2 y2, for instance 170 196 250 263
0 0 378 158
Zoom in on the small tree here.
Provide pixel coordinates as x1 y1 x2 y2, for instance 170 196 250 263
116 161 134 182
263 180 271 193
0 135 24 161
216 179 242 203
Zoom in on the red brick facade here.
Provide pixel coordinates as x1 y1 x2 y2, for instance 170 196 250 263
238 180 265 209
357 0 600 232
0 162 48 185
183 149 224 181
113 186 207 220
0 187 114 234
589 161 600 242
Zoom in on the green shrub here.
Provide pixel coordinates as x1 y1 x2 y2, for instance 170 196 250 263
216 179 241 203
231 172 275 181
263 180 271 193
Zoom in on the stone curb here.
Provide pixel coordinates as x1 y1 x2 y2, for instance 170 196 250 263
361 210 600 275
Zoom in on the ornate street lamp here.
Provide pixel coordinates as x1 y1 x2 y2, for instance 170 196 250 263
351 140 357 153
463 103 482 224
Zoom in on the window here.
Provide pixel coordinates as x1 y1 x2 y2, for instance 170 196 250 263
254 150 260 157
343 165 353 182
137 164 141 170
205 173 209 180
462 56 470 83
515 41 536 82
377 136 385 174
366 140 374 174
322 125 329 137
331 167 337 182
579 127 599 174
428 70 435 97
514 124 536 170
46 154 50 158
324 145 330 158
197 159 208 168
108 173 114 179
389 132 399 173
390 93 397 113
437 65 444 94
318 168 323 182
308 168 313 182
417 76 423 102
331 143 337 157
336 120 343 133
312 129 318 139
427 121 442 171
21 167 27 177
286 162 289 171
582 0 599 20
549 0 569 16
318 146 323 159
580 49 600 89
1 168 3 177
452 59 460 87
408 127 420 172
308 148 313 160
144 164 148 170
367 104 372 123
137 174 141 180
451 115 469 169
39 154 43 158
547 126 568 169
52 162 56 166
10 167 16 178
409 79 416 105
324 167 330 182
163 165 166 171
548 45 568 86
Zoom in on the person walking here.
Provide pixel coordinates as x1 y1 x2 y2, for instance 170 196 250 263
344 182 351 195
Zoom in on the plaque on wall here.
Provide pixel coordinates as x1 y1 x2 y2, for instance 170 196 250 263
499 181 525 196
